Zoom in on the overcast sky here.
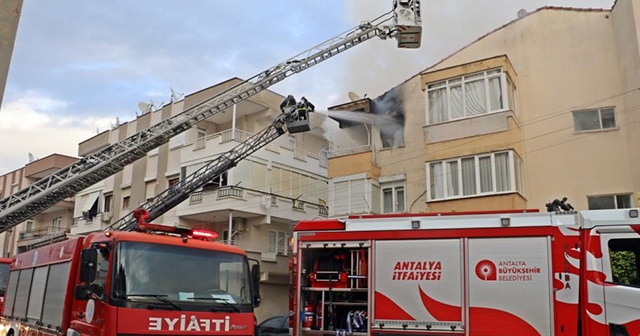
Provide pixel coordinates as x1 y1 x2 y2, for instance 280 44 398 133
0 0 612 173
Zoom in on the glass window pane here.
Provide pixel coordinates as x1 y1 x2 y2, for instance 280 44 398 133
461 158 476 196
383 188 393 213
588 195 616 209
601 108 616 129
488 77 503 111
450 85 464 119
507 78 515 111
608 239 640 286
465 80 487 116
487 68 502 75
396 187 405 212
479 156 493 193
573 110 600 131
616 194 631 209
269 231 277 253
495 153 511 192
428 81 446 89
428 88 448 123
464 72 484 80
430 162 444 199
446 161 460 196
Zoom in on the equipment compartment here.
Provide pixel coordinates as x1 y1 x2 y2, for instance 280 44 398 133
298 242 370 335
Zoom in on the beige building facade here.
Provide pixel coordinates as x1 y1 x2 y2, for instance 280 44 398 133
72 78 329 321
0 154 77 256
327 0 640 216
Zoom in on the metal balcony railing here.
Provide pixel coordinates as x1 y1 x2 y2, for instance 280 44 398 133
19 225 66 241
218 186 243 199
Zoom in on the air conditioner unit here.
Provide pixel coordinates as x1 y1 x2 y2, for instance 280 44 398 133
101 213 112 223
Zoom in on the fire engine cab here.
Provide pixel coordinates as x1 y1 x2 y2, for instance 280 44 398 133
290 209 640 336
0 225 261 336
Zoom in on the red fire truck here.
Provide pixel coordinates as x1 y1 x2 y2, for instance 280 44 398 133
290 208 640 336
0 224 261 336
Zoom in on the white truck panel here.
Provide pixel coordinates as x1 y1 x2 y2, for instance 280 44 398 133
467 237 552 336
373 239 463 331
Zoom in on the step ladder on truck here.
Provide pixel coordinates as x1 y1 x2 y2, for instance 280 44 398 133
0 2 422 336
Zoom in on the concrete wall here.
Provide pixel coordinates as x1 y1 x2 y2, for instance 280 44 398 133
0 0 22 109
421 6 638 211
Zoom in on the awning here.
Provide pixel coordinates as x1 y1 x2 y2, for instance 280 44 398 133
73 191 100 218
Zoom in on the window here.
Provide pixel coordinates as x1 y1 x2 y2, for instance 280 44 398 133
203 172 228 192
26 220 33 233
269 231 288 255
587 194 632 210
332 176 368 215
288 135 296 149
608 238 640 286
88 245 110 300
168 177 179 188
320 148 329 168
122 196 130 210
426 68 514 124
573 107 616 132
103 194 113 213
52 217 62 231
428 151 523 200
382 182 405 214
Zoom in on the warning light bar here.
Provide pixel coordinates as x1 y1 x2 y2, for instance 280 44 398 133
192 229 218 241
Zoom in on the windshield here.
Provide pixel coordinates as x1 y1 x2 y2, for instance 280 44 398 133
0 263 9 296
112 241 252 310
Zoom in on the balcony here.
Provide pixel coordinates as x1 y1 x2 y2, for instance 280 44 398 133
17 226 69 250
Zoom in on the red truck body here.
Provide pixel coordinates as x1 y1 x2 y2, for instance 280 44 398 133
0 228 260 336
290 209 640 336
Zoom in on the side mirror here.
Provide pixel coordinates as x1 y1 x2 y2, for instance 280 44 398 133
249 259 261 307
79 249 98 283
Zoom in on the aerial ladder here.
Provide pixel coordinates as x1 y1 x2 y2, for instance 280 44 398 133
0 1 422 233
106 108 292 232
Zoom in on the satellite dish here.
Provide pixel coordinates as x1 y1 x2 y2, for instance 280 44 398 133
517 9 528 19
138 102 150 114
348 91 361 101
170 87 184 102
28 152 35 162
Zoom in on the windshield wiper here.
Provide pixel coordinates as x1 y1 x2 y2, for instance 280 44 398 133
127 294 182 311
191 296 241 312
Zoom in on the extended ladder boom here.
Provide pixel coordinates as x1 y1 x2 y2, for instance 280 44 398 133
0 1 422 232
106 111 290 232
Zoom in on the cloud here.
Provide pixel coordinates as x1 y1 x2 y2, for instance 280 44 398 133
0 92 113 173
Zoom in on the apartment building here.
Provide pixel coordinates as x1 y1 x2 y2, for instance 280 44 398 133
327 0 640 216
0 154 77 256
72 78 329 320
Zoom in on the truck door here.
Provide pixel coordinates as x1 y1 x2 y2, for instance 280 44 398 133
598 230 640 335
467 237 552 336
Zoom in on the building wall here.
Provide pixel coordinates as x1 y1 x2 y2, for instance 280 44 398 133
0 0 23 109
420 7 638 211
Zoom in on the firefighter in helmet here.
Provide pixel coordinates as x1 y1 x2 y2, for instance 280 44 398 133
296 96 315 121
280 94 297 113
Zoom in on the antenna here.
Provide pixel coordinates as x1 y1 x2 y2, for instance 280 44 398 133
28 153 35 163
348 91 361 101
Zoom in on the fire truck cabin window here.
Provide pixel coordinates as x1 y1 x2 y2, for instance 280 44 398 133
88 245 110 300
608 238 640 286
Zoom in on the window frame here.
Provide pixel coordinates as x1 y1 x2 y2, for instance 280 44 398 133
572 106 616 132
425 68 513 125
587 193 633 210
381 181 405 214
268 230 289 256
427 150 523 201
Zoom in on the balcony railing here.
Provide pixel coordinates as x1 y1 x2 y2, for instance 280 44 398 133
218 186 243 199
19 226 67 241
319 205 329 217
